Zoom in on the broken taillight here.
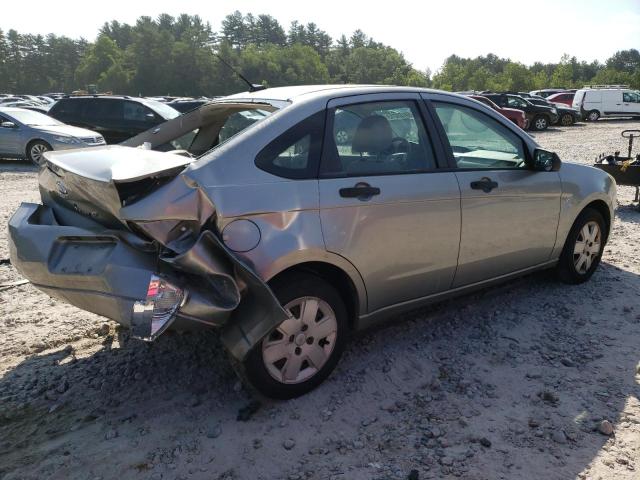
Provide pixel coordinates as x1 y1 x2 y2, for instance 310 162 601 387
132 274 185 341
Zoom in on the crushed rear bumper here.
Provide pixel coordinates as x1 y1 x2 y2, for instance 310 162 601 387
8 203 287 359
8 203 158 328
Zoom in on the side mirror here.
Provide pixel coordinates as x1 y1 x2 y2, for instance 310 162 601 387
1 121 16 129
533 148 561 172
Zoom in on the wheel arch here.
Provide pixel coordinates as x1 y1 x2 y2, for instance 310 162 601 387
583 199 611 242
267 260 363 331
25 138 51 157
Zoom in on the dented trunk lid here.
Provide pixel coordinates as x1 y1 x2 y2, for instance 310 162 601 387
40 145 191 229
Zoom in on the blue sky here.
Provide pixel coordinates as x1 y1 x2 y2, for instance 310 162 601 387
2 0 639 72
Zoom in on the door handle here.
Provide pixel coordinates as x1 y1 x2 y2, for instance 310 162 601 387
339 182 381 199
470 177 498 193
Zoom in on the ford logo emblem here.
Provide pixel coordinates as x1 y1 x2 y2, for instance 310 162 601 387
56 181 68 195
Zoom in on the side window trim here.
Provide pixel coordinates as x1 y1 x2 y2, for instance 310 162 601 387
319 97 442 178
421 95 532 171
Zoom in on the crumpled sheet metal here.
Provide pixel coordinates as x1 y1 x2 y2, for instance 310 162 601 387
160 230 288 359
121 173 288 360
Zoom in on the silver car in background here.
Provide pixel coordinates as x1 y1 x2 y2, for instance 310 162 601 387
0 107 105 164
8 85 616 399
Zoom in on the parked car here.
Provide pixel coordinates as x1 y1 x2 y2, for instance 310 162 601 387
482 93 557 130
573 86 640 121
37 96 55 104
0 97 22 104
0 107 105 164
547 91 575 107
467 95 527 129
526 97 581 126
530 88 567 98
48 95 180 144
14 94 47 105
9 85 615 399
43 92 66 100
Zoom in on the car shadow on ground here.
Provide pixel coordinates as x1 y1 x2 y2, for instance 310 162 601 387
1 259 640 478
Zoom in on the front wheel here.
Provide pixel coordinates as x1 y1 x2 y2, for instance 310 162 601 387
556 208 606 284
533 115 549 131
27 140 51 165
243 272 348 399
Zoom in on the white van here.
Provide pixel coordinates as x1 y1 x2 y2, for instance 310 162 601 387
573 86 640 121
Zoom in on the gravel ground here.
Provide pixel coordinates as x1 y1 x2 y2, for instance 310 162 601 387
2 119 640 480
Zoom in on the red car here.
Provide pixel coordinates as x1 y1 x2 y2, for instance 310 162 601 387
469 95 527 129
546 92 575 107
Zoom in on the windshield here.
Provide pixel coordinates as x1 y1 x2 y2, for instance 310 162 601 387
7 109 62 126
143 99 181 120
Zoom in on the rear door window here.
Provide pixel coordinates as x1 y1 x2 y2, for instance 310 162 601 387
85 99 123 122
124 101 159 124
51 99 83 118
506 96 528 109
320 100 436 177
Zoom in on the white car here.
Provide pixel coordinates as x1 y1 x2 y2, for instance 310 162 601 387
573 86 640 121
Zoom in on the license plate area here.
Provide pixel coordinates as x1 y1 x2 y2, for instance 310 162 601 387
48 237 117 275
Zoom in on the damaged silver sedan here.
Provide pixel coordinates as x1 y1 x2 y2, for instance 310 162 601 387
9 85 616 399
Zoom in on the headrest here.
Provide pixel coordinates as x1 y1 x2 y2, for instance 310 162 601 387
351 114 393 154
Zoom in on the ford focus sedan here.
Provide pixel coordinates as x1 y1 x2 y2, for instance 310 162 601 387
8 85 615 399
0 107 105 164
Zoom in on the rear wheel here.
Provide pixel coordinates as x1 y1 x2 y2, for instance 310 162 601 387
557 208 606 284
587 110 600 121
533 115 549 131
26 140 51 165
243 272 348 399
560 113 574 126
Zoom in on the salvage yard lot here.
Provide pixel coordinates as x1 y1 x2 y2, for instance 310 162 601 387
2 120 640 480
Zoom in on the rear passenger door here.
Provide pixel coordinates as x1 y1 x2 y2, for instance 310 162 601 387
318 93 461 313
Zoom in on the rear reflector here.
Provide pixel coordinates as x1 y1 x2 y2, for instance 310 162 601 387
132 274 185 341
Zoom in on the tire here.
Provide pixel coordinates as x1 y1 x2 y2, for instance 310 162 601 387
335 129 350 145
556 208 606 284
560 113 574 126
587 110 600 122
26 140 51 165
243 272 348 399
532 115 549 131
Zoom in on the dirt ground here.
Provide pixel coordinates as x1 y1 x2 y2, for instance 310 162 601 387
2 119 640 480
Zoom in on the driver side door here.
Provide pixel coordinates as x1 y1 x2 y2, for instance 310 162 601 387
427 96 562 287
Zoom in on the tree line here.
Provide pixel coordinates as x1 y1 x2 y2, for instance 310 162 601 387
0 12 638 96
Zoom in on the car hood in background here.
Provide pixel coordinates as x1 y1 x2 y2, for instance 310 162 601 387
37 124 102 139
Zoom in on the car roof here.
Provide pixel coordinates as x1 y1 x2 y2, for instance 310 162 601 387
223 84 445 103
0 107 36 113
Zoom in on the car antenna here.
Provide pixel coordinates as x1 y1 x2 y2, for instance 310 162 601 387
214 53 266 93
